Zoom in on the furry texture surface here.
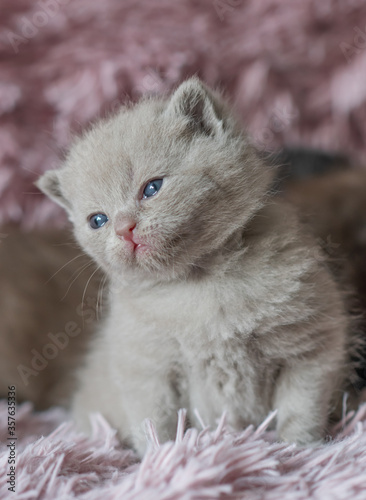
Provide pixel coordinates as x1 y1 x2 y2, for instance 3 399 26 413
1 401 366 499
1 0 366 228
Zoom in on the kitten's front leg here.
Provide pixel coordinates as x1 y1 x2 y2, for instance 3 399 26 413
123 384 180 457
71 339 182 457
273 358 342 445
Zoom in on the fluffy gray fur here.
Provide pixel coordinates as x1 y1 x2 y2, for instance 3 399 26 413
37 78 349 456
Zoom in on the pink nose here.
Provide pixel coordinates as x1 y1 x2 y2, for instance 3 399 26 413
114 218 137 242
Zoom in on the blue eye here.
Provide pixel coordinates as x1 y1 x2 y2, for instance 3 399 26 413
142 179 163 199
89 213 109 229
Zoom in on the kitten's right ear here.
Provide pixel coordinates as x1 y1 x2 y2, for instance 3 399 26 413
165 77 223 136
36 170 70 211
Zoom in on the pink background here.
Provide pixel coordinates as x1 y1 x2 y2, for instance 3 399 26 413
1 0 365 227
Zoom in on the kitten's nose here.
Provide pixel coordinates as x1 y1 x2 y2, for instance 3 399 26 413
114 218 136 242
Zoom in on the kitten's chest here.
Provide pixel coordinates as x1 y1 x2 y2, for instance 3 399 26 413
116 283 225 337
112 280 259 358
110 281 276 425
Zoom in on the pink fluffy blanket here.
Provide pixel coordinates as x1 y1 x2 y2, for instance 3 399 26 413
1 401 366 499
1 0 366 228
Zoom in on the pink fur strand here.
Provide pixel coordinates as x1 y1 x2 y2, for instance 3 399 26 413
1 402 366 499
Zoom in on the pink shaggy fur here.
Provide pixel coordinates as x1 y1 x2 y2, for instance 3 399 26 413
1 402 366 499
1 0 366 228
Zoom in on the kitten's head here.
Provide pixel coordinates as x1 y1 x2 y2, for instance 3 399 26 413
37 78 272 282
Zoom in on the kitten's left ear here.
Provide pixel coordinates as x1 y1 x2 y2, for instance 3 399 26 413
165 77 223 136
36 169 71 211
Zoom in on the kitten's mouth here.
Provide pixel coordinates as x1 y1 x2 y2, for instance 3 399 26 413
124 239 150 257
135 243 149 254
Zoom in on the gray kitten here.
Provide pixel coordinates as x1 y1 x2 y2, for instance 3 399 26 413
37 78 350 456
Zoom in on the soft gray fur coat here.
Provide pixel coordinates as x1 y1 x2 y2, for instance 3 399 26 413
37 78 349 456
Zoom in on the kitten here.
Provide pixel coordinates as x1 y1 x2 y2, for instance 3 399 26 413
0 225 102 409
283 169 366 306
37 78 352 456
283 169 366 386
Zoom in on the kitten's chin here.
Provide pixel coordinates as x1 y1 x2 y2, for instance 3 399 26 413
106 239 196 282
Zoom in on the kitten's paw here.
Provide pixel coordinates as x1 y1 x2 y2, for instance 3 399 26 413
303 438 324 448
278 423 324 447
280 432 324 448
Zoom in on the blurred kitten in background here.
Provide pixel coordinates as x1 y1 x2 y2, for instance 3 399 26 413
283 167 366 386
0 227 103 409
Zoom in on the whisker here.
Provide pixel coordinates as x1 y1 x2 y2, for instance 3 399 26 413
96 273 108 320
66 261 91 285
61 262 94 301
22 166 41 176
50 236 80 250
44 253 84 284
81 265 102 328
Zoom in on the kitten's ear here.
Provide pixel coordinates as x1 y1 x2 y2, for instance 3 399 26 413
36 170 70 211
166 78 223 136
